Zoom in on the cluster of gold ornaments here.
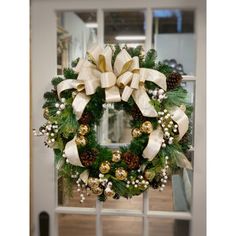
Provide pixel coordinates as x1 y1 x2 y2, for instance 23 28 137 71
75 124 90 146
131 121 153 138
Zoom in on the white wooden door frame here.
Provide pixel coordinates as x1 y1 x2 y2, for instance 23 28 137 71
31 1 206 236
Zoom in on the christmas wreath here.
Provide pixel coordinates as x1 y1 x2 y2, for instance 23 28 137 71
34 45 193 203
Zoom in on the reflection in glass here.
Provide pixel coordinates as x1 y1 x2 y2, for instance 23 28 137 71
96 104 132 145
149 218 190 236
57 11 97 74
57 177 96 208
104 11 146 48
58 214 96 236
102 216 142 236
152 9 195 75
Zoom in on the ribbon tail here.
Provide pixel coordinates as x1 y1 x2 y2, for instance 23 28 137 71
132 87 158 117
72 93 91 120
170 106 189 141
64 136 84 167
80 170 90 184
143 127 163 161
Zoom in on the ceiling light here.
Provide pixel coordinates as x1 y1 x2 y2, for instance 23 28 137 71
115 35 146 41
85 23 98 28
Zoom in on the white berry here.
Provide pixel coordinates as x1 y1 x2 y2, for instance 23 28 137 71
56 110 61 115
60 104 65 110
158 89 164 95
55 103 60 108
61 98 66 103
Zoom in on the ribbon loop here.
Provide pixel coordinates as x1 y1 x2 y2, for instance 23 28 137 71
114 49 133 76
170 106 189 141
143 127 164 161
101 72 117 88
64 136 84 167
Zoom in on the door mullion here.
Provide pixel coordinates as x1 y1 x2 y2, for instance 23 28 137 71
143 191 149 236
96 199 103 236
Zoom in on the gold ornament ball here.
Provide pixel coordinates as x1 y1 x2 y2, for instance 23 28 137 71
115 167 128 181
79 124 90 136
144 169 156 181
99 161 111 174
92 187 103 195
141 121 153 134
131 128 142 138
104 188 115 198
112 151 121 162
138 182 148 191
75 135 87 146
87 177 100 189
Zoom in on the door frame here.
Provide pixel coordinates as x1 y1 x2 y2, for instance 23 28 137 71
31 1 206 235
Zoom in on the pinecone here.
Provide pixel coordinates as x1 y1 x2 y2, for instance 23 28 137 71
122 152 140 170
113 193 120 200
150 179 160 189
79 112 93 124
130 105 146 122
167 72 183 90
80 149 98 167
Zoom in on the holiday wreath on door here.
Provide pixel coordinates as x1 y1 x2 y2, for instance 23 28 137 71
34 45 193 203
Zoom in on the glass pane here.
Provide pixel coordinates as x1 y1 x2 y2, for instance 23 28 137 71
57 177 96 208
102 216 142 236
149 170 193 212
96 104 132 145
149 218 190 236
152 9 195 75
181 80 195 147
102 194 143 210
57 11 97 74
58 214 96 236
104 10 146 48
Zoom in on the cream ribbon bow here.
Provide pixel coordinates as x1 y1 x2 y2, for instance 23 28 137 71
57 45 188 172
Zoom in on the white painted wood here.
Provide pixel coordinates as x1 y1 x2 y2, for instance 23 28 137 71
96 199 103 236
145 8 152 51
190 2 206 236
55 206 191 220
31 1 205 236
97 8 104 46
143 191 149 236
31 2 57 236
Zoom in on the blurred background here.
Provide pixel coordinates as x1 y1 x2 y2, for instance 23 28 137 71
31 1 206 236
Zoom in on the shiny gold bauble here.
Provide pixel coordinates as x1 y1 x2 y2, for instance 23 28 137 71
115 167 128 181
78 124 90 136
92 187 103 195
87 177 100 189
112 150 121 162
138 182 148 191
144 169 156 181
75 135 87 146
141 121 153 134
104 187 115 198
43 108 49 119
131 128 142 138
99 161 111 174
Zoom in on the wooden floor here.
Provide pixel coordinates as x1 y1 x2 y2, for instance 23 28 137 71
58 181 189 236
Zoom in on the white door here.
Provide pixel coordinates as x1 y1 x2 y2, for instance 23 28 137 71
31 1 206 236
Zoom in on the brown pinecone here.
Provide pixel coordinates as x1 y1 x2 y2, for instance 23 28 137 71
122 152 140 170
80 149 98 167
167 72 183 90
79 112 93 124
130 106 145 122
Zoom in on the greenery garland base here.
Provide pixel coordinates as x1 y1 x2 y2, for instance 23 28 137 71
34 45 193 203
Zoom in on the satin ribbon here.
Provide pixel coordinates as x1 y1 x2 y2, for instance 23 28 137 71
169 106 189 141
58 45 190 167
142 127 164 161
